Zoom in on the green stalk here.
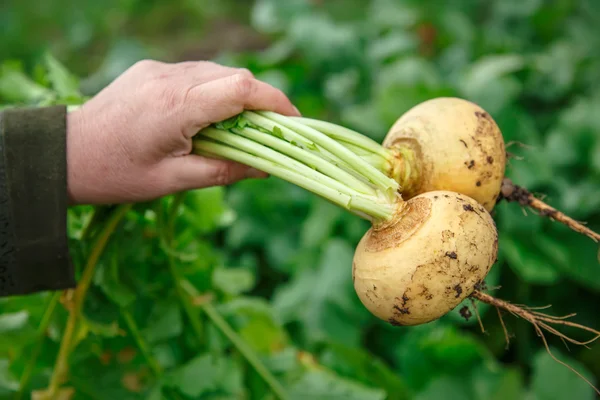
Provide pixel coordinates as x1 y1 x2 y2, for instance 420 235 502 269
289 116 388 157
46 204 132 398
202 127 376 199
257 111 398 194
157 195 205 344
231 126 376 195
14 292 61 400
193 140 393 220
121 309 162 376
179 281 290 400
242 112 361 178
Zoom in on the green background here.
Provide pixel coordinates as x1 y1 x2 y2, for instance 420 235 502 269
1 0 600 399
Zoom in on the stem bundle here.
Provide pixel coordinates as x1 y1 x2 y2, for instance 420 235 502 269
194 111 399 223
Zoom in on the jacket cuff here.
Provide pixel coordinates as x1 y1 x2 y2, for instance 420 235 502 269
0 105 75 296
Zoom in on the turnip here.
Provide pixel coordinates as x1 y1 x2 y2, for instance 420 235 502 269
194 100 600 393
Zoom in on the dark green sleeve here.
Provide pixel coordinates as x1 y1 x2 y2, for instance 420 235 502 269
0 105 75 297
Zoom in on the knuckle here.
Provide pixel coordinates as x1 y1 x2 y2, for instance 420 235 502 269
133 59 160 72
237 68 254 79
231 73 255 99
214 164 235 186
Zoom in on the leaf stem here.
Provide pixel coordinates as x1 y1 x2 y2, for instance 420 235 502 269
121 309 162 376
14 292 61 400
46 204 132 397
202 127 374 198
179 281 290 400
232 125 376 195
193 140 393 221
158 194 205 344
257 111 398 194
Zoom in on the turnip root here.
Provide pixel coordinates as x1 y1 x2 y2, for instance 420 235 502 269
382 97 506 212
352 191 498 326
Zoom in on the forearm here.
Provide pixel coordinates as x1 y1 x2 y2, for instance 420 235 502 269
0 105 75 297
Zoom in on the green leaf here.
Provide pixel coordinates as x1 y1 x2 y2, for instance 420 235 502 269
320 342 411 399
0 311 29 333
395 324 492 390
44 53 81 99
414 375 471 400
273 239 369 346
212 266 256 296
470 366 525 400
182 187 230 234
164 354 244 397
500 235 561 285
300 199 343 248
288 369 386 400
219 297 287 354
0 62 53 103
0 359 19 392
529 348 596 400
143 301 183 343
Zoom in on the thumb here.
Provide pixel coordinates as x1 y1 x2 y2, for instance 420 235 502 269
162 154 268 191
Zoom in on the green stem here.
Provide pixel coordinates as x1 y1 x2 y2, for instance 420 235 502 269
231 125 376 195
194 140 393 221
202 127 375 198
179 281 290 400
257 111 398 194
121 309 162 376
242 111 357 176
14 292 61 400
46 204 132 397
158 195 205 344
289 116 388 157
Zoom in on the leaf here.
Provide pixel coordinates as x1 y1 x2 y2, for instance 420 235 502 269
43 53 81 99
164 353 244 397
143 301 183 343
182 187 230 234
0 311 29 333
500 235 561 285
529 348 596 400
0 359 19 392
212 266 256 296
459 54 526 113
219 297 287 354
320 343 411 399
413 375 471 400
470 366 525 400
0 62 53 103
272 239 369 346
395 324 492 390
288 369 386 400
300 199 344 248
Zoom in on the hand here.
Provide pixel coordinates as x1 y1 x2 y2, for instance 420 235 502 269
66 59 299 205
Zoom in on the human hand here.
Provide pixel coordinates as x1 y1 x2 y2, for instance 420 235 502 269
66 59 299 205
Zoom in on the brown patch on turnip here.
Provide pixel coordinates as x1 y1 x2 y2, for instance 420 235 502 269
471 290 600 396
366 197 432 251
463 204 475 212
445 251 458 259
453 284 463 298
498 178 600 242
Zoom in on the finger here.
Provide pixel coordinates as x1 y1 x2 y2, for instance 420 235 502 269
177 61 254 85
182 73 300 132
162 154 268 191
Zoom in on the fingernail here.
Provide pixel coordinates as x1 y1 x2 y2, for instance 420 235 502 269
245 168 268 179
293 106 301 116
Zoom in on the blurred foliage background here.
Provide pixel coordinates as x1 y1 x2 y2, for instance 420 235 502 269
1 0 600 399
